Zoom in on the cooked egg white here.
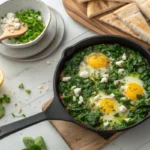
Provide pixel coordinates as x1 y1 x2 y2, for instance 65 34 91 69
122 76 147 101
89 92 127 124
79 53 110 78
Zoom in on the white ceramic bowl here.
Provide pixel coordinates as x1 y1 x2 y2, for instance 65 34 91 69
0 0 51 49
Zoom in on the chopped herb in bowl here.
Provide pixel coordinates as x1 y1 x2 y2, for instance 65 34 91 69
14 9 45 44
0 10 45 44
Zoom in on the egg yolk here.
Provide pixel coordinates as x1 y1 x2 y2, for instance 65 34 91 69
99 98 116 114
87 54 109 69
125 83 144 101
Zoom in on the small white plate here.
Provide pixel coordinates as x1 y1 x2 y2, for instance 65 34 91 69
5 7 65 62
0 9 57 59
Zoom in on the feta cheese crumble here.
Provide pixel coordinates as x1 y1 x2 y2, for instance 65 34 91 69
37 83 49 93
62 77 71 82
101 77 108 83
102 74 109 78
119 105 127 113
104 122 109 127
115 60 124 67
93 94 100 101
46 60 51 65
120 97 127 101
14 23 21 30
0 12 22 32
17 107 22 113
74 88 81 97
110 93 115 98
114 80 121 86
124 118 130 122
79 71 89 78
78 96 84 104
122 53 127 60
121 86 128 91
7 13 15 19
118 69 125 75
37 85 44 89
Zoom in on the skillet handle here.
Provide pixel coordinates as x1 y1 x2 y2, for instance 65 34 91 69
0 112 47 140
44 97 74 122
0 97 73 140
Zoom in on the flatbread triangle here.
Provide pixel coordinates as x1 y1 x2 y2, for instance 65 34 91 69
78 0 131 3
113 3 150 44
78 0 92 3
87 0 125 18
105 0 131 2
132 0 150 20
99 13 140 39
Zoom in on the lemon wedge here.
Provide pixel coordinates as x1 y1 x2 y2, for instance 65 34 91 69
0 69 4 86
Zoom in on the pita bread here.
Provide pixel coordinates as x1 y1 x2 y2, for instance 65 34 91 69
78 0 132 3
78 0 130 3
132 0 150 20
78 0 93 3
113 3 150 44
104 0 131 2
87 0 125 18
99 13 140 39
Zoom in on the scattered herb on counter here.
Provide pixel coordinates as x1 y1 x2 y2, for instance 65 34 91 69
0 94 11 119
23 145 42 150
25 89 31 94
23 137 35 148
0 94 11 104
34 136 47 150
22 136 47 150
19 83 24 89
12 113 26 118
22 114 26 117
0 105 5 118
18 83 32 94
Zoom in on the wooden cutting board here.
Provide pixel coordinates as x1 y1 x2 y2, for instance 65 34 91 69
62 0 150 49
42 99 123 150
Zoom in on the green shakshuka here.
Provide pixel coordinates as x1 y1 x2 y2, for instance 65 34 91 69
59 44 150 130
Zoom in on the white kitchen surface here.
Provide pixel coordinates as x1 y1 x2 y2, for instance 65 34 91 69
0 0 150 150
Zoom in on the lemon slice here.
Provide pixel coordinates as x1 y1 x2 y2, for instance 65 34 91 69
0 69 4 86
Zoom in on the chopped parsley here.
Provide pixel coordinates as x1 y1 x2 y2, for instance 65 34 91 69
25 89 31 94
0 94 10 104
19 83 24 89
23 136 47 150
14 9 45 44
0 94 11 119
0 105 5 119
12 113 26 118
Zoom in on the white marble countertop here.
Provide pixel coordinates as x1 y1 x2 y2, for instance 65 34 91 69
0 0 150 150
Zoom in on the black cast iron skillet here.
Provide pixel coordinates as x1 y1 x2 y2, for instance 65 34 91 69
1 35 150 140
